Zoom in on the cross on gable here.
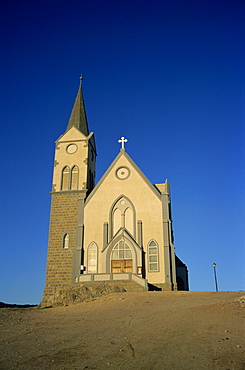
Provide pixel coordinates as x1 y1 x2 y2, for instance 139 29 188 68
118 136 128 149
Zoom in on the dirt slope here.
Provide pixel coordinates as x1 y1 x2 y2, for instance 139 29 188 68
0 291 244 370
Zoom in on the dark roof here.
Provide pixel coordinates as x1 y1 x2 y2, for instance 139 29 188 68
66 78 89 136
175 255 187 267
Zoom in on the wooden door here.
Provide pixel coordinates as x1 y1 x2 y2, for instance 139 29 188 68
111 259 133 273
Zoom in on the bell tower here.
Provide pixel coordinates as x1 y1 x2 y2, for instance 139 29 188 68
52 77 96 194
42 78 96 305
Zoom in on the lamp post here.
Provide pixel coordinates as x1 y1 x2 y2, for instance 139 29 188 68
212 263 218 292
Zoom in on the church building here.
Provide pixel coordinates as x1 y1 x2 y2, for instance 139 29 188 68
42 79 188 305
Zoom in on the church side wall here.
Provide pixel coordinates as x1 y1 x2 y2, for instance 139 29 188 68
42 192 80 305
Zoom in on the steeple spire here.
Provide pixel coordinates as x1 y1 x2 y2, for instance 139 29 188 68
66 77 89 136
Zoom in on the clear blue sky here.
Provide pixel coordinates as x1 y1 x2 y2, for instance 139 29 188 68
1 0 244 304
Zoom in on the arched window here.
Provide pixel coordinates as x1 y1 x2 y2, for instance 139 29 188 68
61 166 70 190
113 208 121 235
71 166 79 190
125 207 133 234
111 196 135 237
111 241 132 260
87 242 98 273
148 240 159 272
63 233 69 249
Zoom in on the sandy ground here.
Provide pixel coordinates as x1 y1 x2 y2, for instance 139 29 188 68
0 291 244 370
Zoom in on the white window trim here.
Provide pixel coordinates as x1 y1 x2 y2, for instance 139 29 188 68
148 240 159 272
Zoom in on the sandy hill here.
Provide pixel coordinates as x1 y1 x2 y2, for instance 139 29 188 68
0 291 244 369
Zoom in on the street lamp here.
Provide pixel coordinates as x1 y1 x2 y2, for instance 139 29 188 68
212 263 218 292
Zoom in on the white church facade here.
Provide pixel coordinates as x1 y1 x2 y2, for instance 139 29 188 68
42 79 188 305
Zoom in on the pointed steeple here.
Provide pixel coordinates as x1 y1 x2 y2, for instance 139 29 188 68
66 77 89 136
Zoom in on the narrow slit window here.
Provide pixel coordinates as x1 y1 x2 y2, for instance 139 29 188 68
63 233 69 249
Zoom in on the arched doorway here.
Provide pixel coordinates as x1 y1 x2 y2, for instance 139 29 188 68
111 240 133 273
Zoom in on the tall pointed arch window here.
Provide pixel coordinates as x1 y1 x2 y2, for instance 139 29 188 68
111 196 135 237
148 240 159 272
61 166 70 190
71 166 79 190
113 208 121 235
87 242 98 273
125 208 133 232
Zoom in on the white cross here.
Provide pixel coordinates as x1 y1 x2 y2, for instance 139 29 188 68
118 136 128 149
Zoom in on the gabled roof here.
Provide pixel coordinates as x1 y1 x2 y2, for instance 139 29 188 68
85 149 163 204
55 125 92 143
102 227 142 253
66 77 89 136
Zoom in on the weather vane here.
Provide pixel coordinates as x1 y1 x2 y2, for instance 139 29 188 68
79 74 83 87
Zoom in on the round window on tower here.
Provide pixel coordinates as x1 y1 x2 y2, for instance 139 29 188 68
66 144 78 154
